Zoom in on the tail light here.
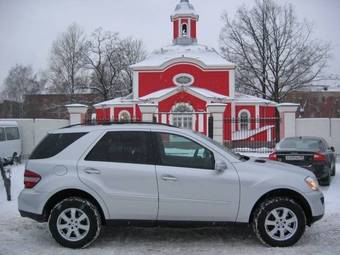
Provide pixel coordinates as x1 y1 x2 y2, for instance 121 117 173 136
24 170 41 189
313 153 326 161
269 152 278 161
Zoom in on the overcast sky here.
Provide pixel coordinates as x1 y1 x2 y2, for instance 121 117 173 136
0 0 339 89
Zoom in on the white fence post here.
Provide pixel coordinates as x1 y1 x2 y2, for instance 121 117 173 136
65 104 89 125
276 103 299 139
207 103 227 144
138 103 158 122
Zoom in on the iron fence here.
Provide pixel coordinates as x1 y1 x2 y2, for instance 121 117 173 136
224 117 280 153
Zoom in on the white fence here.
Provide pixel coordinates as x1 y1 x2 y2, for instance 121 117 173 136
0 118 69 158
296 118 340 153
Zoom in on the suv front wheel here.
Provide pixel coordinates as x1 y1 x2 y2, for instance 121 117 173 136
48 197 101 248
252 196 306 247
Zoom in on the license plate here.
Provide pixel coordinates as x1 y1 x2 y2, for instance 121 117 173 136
286 155 304 161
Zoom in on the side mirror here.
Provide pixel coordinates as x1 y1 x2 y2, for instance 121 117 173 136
215 160 228 172
330 146 335 152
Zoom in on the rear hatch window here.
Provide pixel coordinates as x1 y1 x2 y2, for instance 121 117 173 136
30 132 87 159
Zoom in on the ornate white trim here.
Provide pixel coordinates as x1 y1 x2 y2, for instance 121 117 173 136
173 73 195 86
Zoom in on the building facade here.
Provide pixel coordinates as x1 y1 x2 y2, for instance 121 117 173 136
94 0 277 144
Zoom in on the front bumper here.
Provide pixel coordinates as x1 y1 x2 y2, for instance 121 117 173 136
304 190 325 225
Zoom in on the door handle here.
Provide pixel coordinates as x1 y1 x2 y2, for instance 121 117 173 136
84 168 101 175
161 175 177 182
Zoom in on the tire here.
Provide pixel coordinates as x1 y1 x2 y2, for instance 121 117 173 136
48 197 101 249
320 170 331 186
331 163 336 176
252 196 306 247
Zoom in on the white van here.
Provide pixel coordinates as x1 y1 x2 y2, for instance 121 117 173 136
0 121 22 159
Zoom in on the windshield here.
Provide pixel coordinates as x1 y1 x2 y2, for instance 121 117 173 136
193 131 242 160
277 137 324 151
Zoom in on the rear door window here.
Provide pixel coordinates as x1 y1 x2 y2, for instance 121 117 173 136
30 132 87 159
85 131 152 164
0 128 5 141
5 127 20 140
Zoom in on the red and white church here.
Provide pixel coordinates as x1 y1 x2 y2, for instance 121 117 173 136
94 0 277 144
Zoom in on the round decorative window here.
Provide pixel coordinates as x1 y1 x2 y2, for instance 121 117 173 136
118 111 131 122
173 73 194 86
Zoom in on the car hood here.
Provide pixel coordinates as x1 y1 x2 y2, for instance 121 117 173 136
236 156 313 178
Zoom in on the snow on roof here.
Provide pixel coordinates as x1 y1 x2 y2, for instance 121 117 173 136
131 44 235 69
93 94 137 107
65 104 88 108
172 0 198 17
233 125 274 141
190 87 231 100
140 87 177 101
234 93 277 105
0 120 18 126
139 86 231 102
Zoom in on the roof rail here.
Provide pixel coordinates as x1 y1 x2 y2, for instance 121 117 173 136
61 121 176 129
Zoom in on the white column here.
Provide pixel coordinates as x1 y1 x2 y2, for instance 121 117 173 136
207 103 227 144
65 104 89 125
276 103 299 139
138 103 158 122
229 69 235 98
133 71 139 100
255 105 260 129
198 113 204 132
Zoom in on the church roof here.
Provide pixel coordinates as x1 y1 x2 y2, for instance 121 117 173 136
131 44 235 70
172 0 198 17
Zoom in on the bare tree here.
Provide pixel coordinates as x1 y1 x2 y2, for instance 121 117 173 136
219 0 331 102
83 28 123 101
49 23 87 101
118 37 147 94
1 64 45 103
83 29 146 100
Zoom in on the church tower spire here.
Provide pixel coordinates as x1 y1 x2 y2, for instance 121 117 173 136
171 0 199 46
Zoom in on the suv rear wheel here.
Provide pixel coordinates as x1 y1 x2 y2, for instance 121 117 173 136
48 197 101 248
252 197 306 247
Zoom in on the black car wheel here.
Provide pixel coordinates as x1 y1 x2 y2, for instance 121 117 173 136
48 197 101 248
252 196 306 247
320 170 331 186
331 163 336 176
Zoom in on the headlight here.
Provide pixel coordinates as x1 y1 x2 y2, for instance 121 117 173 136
305 176 319 191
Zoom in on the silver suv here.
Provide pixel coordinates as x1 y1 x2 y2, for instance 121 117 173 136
18 123 324 248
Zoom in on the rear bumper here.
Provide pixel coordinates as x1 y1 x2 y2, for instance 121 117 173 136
18 189 47 220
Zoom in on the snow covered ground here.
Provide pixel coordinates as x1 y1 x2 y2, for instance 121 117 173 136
1 163 340 255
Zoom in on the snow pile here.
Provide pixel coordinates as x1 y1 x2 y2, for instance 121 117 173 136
131 44 234 68
1 164 340 254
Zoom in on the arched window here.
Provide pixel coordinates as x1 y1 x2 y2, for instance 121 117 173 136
118 110 131 122
182 23 188 37
171 103 194 129
238 110 250 130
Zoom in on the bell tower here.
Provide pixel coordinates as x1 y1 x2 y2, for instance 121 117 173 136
171 0 199 45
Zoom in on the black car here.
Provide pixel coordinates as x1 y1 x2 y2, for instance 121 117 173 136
269 136 336 186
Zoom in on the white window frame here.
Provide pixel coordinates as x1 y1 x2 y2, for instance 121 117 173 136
171 103 195 130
